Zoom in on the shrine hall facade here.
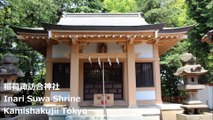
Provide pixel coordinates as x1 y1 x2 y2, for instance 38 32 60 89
12 13 191 108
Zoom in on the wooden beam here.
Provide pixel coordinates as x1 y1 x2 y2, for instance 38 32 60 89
116 41 126 46
68 35 78 44
128 35 136 45
79 53 127 59
122 45 127 52
135 58 155 62
51 31 155 38
72 39 77 44
79 38 126 43
49 32 157 43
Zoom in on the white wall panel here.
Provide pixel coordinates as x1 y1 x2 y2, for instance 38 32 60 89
134 44 153 58
83 43 123 53
52 43 70 58
107 43 123 53
82 43 97 53
136 91 156 100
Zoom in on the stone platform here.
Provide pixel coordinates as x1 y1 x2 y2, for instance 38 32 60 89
65 107 160 120
46 105 161 120
2 104 206 120
177 112 213 120
0 105 161 120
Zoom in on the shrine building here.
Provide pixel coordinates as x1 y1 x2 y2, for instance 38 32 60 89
11 13 191 108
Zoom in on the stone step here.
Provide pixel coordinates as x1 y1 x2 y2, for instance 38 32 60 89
65 115 143 120
64 108 160 120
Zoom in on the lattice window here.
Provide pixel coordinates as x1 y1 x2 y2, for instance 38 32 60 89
84 63 123 100
136 63 154 87
52 63 70 88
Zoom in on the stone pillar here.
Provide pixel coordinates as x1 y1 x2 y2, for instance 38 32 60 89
127 43 137 107
153 44 162 103
70 43 79 108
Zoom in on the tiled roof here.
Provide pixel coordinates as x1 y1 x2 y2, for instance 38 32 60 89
57 13 148 26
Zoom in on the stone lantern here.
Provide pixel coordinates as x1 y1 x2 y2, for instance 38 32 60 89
175 53 213 120
0 54 24 118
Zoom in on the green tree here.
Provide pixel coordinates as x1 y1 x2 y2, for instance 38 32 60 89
9 0 59 27
59 0 105 13
0 0 57 105
186 0 213 83
0 0 107 106
137 0 194 27
104 0 137 13
136 0 196 100
136 0 160 13
160 40 191 99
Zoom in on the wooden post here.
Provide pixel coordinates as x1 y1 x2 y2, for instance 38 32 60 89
127 43 137 107
153 44 162 103
44 44 52 98
70 43 79 108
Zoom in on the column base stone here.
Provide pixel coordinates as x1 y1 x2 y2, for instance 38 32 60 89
128 105 138 108
176 113 213 120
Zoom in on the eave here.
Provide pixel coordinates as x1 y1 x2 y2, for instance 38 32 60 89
157 26 193 55
11 25 193 56
42 23 165 31
159 26 192 34
11 26 48 56
11 26 47 34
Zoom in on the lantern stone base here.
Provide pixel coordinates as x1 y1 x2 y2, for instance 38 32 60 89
177 113 213 120
181 104 208 114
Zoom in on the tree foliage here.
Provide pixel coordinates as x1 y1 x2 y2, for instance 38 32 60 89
67 0 105 13
0 0 106 106
104 0 137 13
137 0 195 27
135 0 193 98
186 0 213 83
136 0 212 98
